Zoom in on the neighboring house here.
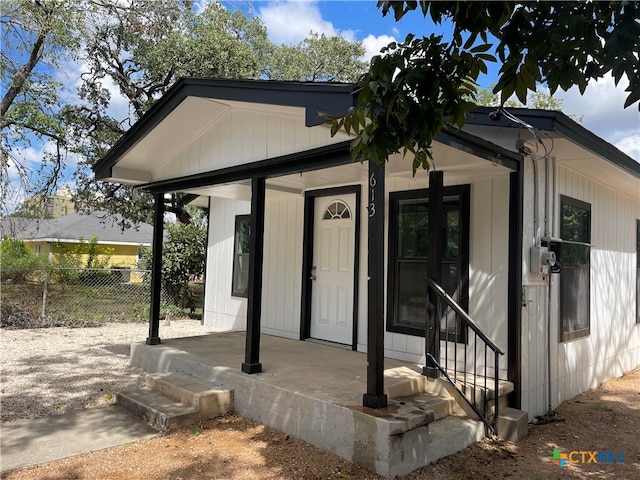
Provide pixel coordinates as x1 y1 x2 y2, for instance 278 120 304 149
94 78 640 423
0 212 154 269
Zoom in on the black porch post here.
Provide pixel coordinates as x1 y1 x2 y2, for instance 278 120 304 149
242 176 265 374
424 170 444 377
147 193 164 345
363 160 388 409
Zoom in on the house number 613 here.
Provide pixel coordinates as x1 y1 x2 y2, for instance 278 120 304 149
369 172 376 217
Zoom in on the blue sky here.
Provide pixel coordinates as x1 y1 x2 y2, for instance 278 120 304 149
232 0 639 161
6 0 640 213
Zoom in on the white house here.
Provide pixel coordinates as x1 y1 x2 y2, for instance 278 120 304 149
94 78 640 423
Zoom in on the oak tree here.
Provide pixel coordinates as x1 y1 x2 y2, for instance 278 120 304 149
328 1 639 171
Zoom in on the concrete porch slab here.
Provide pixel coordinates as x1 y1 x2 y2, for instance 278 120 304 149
130 332 423 405
126 332 484 477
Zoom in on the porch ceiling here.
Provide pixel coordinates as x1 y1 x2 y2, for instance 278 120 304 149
180 140 513 201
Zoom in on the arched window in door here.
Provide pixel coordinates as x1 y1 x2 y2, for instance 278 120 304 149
323 200 351 220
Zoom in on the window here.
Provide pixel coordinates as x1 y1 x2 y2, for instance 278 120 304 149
387 186 469 336
323 200 351 219
560 196 591 341
232 215 251 298
637 220 640 324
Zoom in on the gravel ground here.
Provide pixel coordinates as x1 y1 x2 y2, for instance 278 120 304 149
2 321 639 479
0 320 222 423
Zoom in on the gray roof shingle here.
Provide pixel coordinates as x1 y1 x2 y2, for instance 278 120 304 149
0 212 154 246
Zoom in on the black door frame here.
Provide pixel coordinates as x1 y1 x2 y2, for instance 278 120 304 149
300 185 361 350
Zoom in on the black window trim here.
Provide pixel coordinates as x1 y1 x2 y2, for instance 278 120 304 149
386 185 470 337
559 194 591 342
231 214 251 298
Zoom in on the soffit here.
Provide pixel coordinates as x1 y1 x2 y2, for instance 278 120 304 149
552 137 640 199
111 96 306 175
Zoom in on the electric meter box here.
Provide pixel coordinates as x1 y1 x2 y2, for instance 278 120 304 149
530 245 556 275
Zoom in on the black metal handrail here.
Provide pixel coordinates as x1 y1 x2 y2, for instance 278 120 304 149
425 277 505 434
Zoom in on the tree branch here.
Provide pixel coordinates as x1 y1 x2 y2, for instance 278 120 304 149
1 29 47 118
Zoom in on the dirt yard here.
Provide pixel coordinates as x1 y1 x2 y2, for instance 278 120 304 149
3 366 639 479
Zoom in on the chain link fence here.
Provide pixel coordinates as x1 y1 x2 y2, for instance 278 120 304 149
1 268 181 327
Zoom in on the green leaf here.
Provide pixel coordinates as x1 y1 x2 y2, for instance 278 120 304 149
475 53 496 62
515 77 528 104
463 32 478 50
470 43 492 53
623 89 640 109
519 67 537 92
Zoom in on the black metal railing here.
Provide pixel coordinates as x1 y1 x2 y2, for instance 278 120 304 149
424 278 505 434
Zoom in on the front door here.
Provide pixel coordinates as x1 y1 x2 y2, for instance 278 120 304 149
310 194 356 345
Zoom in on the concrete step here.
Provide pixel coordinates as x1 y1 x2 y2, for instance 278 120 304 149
380 404 485 478
117 388 200 431
427 376 514 422
384 366 428 398
117 372 233 431
409 392 462 421
145 372 233 416
425 415 485 465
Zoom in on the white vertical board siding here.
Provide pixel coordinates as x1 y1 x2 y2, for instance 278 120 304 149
468 177 510 379
204 197 251 330
521 162 640 417
261 194 304 339
204 194 304 336
153 110 348 183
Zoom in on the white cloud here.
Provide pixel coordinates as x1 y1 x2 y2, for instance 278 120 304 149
13 145 46 170
13 139 82 171
2 140 80 214
555 75 640 160
97 74 132 123
192 0 216 14
56 58 131 124
615 135 640 162
361 34 396 62
259 1 337 45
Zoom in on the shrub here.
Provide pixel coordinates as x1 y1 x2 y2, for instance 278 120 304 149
0 236 47 283
139 207 207 309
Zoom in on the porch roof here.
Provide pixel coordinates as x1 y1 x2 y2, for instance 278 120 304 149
93 78 356 183
94 78 523 194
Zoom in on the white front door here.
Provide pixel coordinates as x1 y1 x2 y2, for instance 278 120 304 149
310 194 356 345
